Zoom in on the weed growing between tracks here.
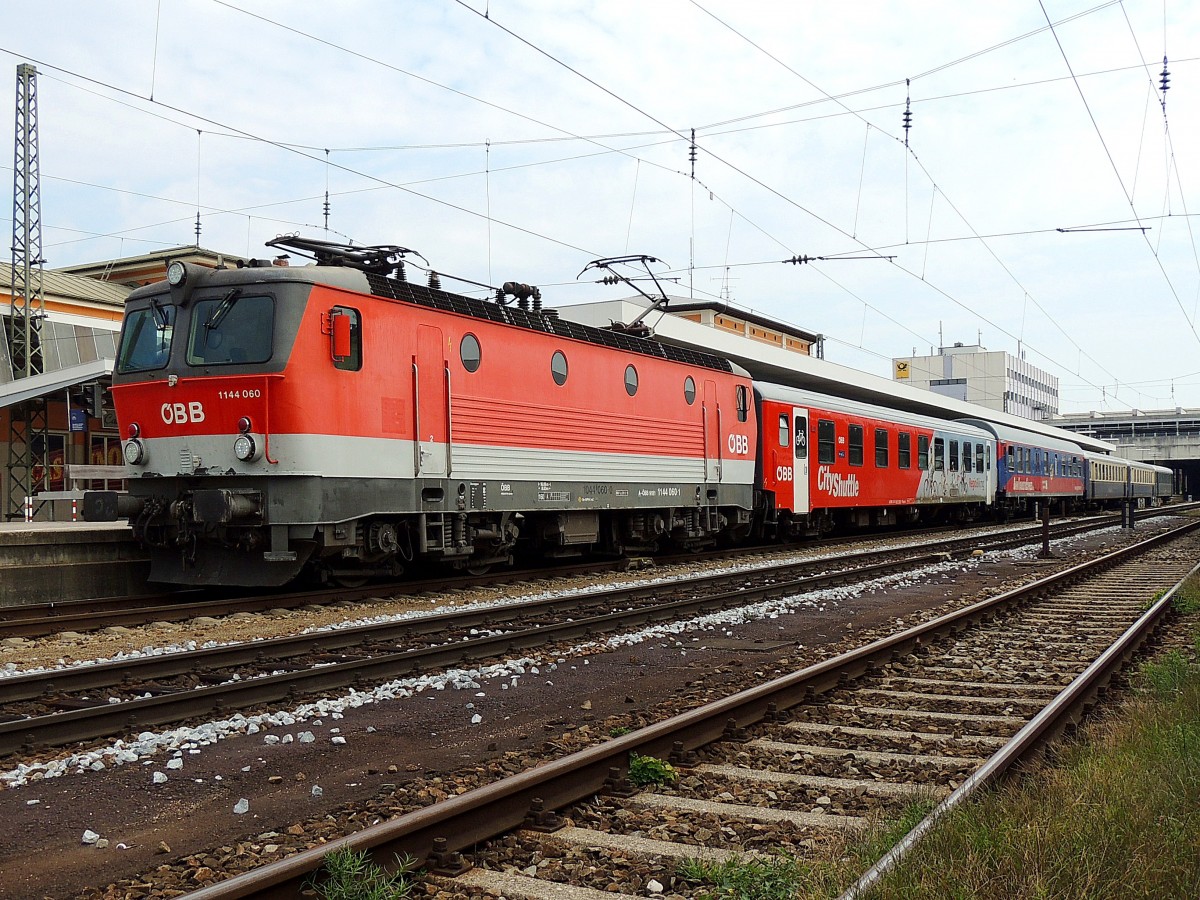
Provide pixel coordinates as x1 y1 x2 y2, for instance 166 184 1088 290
307 848 418 900
674 799 938 899
855 586 1200 900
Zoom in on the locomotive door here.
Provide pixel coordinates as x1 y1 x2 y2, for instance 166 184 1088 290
792 408 810 514
414 325 449 477
702 380 720 482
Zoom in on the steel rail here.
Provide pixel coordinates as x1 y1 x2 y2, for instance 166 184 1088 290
0 532 1043 754
0 509 1155 636
0 520 1086 708
837 555 1200 899
176 517 1200 899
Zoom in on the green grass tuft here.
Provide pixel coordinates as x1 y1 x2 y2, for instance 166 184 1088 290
307 847 419 900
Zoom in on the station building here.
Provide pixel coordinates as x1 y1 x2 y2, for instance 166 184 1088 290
890 343 1059 420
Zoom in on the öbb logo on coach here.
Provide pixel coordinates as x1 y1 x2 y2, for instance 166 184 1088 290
161 402 205 424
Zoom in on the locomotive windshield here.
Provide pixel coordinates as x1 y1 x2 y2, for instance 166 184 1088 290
116 301 176 373
187 293 274 365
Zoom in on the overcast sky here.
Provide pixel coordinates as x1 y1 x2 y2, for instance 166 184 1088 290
2 1 1198 414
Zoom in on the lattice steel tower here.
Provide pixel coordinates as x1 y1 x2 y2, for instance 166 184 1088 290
6 63 48 519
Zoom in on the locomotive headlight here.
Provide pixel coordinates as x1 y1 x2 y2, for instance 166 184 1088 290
166 260 187 287
123 438 146 466
233 434 257 461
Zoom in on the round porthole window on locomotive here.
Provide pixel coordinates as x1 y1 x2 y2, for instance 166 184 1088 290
684 376 696 404
625 364 639 397
460 333 481 372
551 350 568 385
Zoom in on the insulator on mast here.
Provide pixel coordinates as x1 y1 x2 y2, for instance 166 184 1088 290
1160 56 1171 103
688 128 697 180
902 78 913 147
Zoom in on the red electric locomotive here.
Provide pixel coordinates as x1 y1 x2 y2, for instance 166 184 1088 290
84 238 758 586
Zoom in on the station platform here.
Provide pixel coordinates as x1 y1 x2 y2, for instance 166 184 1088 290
0 519 153 606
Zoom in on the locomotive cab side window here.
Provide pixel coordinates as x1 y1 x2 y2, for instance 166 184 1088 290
817 419 836 464
624 364 638 396
187 293 274 366
684 376 696 404
898 432 911 469
331 307 362 371
736 385 749 422
117 302 176 373
848 424 864 466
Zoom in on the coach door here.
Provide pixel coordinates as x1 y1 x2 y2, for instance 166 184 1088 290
792 408 811 514
703 380 721 482
414 325 449 477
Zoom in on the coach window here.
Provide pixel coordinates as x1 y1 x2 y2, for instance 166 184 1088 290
848 424 864 466
976 443 985 472
684 376 696 405
933 437 945 471
949 440 959 472
736 385 749 422
965 443 973 473
898 432 911 469
818 419 836 464
459 332 481 373
778 414 790 447
551 350 568 385
875 428 889 467
918 434 930 470
1006 446 1015 472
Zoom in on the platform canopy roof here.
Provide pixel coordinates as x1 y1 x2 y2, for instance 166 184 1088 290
560 297 1116 454
0 358 113 410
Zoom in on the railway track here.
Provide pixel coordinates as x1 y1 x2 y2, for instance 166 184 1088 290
163 517 1199 900
0 514 1148 757
1 510 1174 638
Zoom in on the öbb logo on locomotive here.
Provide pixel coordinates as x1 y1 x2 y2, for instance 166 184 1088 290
160 401 205 425
84 236 1173 588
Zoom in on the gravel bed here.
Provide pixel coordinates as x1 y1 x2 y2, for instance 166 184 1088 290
0 517 1190 898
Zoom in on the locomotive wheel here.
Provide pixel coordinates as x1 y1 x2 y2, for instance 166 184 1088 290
465 563 492 576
